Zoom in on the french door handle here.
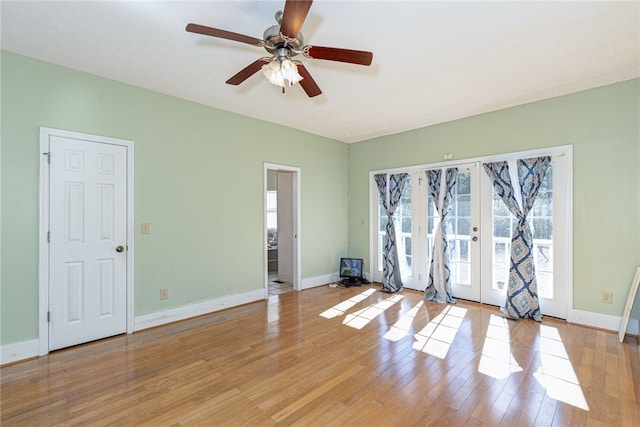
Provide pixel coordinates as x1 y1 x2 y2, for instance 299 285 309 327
472 237 478 242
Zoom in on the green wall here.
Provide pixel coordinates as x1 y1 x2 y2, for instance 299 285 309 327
0 51 349 345
349 79 640 317
2 49 639 347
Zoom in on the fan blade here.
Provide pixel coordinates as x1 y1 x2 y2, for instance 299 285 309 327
186 23 263 46
296 63 322 98
280 0 313 40
226 59 269 85
305 46 373 66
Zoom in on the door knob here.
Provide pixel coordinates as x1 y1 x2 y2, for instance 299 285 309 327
116 245 125 253
472 237 478 242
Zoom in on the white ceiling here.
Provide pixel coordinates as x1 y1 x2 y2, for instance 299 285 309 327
2 1 638 143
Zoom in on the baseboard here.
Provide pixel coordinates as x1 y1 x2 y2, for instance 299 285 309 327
0 339 39 366
300 272 339 290
568 308 639 335
628 318 640 337
134 289 266 331
5 298 634 366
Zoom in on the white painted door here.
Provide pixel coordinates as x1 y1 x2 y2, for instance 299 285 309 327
480 156 570 319
277 171 294 283
426 163 481 301
396 171 420 290
374 166 481 295
49 135 128 350
373 171 422 290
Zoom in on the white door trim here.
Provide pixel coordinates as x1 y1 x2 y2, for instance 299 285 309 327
263 163 301 295
38 127 134 356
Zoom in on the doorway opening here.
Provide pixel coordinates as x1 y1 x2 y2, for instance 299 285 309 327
264 163 301 296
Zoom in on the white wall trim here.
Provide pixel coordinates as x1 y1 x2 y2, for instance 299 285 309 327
0 339 39 365
626 318 640 337
263 163 302 293
3 304 636 365
301 273 339 290
38 127 134 356
134 289 265 332
568 308 639 336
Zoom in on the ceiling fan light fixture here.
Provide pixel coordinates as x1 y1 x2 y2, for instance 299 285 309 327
262 57 303 87
186 0 373 97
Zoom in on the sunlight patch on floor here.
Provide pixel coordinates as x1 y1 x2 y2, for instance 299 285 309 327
343 294 404 330
413 305 467 359
383 300 424 342
534 324 589 411
319 289 376 319
478 314 523 379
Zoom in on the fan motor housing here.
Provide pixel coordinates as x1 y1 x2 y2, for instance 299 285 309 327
263 22 303 56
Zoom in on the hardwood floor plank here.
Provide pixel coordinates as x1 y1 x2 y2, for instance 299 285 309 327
2 285 639 426
270 363 364 423
533 393 559 426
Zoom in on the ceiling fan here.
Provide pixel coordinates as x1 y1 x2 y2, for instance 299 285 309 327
186 0 373 97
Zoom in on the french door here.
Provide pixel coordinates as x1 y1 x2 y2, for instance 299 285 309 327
479 157 569 318
372 148 570 319
426 163 481 301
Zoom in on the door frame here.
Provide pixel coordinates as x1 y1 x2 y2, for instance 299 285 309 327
369 145 573 319
38 127 134 356
263 163 301 295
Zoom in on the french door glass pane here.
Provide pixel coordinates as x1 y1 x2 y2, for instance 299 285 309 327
426 170 472 287
449 172 472 286
397 177 412 276
376 177 413 275
377 223 386 272
491 163 554 298
532 166 553 299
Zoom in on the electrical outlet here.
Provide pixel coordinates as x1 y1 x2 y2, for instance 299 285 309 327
160 288 169 300
141 222 150 235
601 291 613 304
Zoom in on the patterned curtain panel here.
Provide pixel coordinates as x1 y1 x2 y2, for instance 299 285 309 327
424 168 458 303
483 157 551 321
375 173 409 292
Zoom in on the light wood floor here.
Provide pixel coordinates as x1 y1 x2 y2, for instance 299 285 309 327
2 284 639 426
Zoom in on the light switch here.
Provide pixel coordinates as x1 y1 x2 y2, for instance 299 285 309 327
141 222 150 234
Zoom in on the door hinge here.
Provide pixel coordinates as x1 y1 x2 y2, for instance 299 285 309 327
43 152 51 164
47 311 51 322
47 231 51 243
